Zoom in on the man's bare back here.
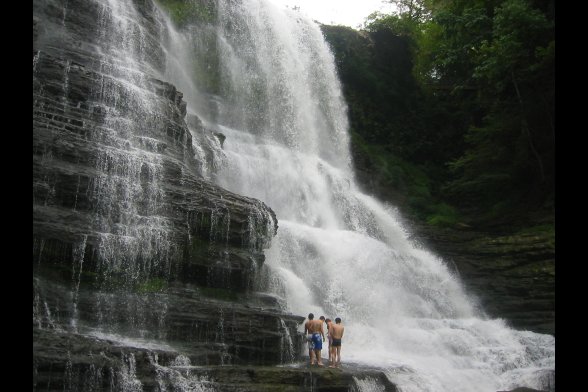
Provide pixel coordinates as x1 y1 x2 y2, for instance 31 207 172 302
304 315 325 366
330 323 344 339
329 319 344 368
305 319 323 334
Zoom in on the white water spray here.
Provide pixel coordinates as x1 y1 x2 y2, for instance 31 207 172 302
157 1 554 391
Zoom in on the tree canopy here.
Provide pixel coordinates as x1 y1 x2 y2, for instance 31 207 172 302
323 0 554 229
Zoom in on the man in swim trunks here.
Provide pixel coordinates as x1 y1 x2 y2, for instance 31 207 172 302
324 318 334 365
329 317 344 368
304 313 325 366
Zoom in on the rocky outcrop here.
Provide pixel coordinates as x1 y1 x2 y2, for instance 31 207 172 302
32 46 277 287
352 144 554 335
33 0 302 387
33 0 277 287
34 326 397 392
33 276 305 366
33 1 399 390
410 224 555 336
176 366 398 392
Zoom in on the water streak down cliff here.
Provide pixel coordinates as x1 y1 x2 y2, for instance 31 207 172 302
33 0 308 390
33 0 554 391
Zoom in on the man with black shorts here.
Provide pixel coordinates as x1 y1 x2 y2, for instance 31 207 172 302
329 317 344 368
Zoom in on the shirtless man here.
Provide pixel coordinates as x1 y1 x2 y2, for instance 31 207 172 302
324 318 334 365
304 313 325 366
329 317 344 368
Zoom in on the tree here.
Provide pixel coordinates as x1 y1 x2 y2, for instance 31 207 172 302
385 0 431 22
420 0 554 220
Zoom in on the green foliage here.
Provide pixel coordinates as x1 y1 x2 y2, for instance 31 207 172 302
421 1 492 88
324 17 465 228
426 203 460 227
198 286 238 301
351 132 459 224
154 0 216 27
135 277 168 293
154 1 221 94
416 0 553 218
325 0 553 229
387 0 431 22
474 0 551 82
193 49 221 95
516 224 554 247
364 12 421 40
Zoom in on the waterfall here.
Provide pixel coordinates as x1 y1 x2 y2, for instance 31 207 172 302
33 0 554 390
35 0 301 389
158 1 554 391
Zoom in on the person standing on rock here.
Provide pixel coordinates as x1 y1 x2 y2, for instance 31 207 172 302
329 317 344 368
324 318 334 365
304 313 325 366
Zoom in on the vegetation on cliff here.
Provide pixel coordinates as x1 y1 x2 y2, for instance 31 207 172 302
154 0 217 26
322 0 554 236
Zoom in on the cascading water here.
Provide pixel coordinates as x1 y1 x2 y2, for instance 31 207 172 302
33 0 179 340
34 0 301 388
33 0 554 389
158 0 555 391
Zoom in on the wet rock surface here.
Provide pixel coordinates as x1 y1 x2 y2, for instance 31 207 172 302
33 0 304 388
411 224 555 335
33 327 399 392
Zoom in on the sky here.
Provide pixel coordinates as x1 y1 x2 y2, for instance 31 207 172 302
267 0 396 29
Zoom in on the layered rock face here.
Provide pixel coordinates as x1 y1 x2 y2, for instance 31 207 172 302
33 0 277 288
33 0 309 389
353 149 554 335
411 225 555 336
